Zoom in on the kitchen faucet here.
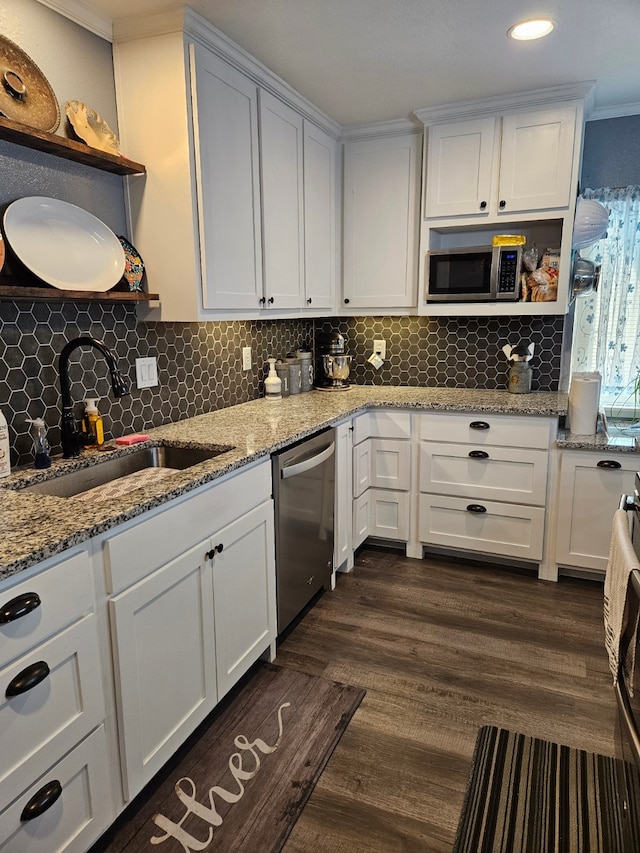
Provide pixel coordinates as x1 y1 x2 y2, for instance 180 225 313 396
58 336 129 458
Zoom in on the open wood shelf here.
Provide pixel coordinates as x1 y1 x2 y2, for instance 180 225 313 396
0 284 159 304
0 115 146 176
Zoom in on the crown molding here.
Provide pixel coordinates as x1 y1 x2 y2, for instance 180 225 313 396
413 81 596 125
36 0 113 41
588 102 640 121
340 118 421 142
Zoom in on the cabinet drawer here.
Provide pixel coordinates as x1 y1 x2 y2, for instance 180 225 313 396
419 412 554 449
420 443 548 505
0 615 105 809
0 550 94 670
353 410 411 444
104 459 271 594
0 725 112 853
419 494 545 561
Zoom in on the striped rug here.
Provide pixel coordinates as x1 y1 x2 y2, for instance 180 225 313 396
453 726 640 853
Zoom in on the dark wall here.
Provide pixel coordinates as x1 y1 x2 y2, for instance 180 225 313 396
581 115 640 190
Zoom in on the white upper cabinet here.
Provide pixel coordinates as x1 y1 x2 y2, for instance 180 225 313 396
303 122 338 309
191 44 263 310
259 90 305 310
424 117 496 219
342 131 421 309
498 107 577 214
424 106 577 220
113 9 339 321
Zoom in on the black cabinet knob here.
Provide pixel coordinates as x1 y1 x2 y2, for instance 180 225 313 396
466 504 487 514
268 296 275 304
259 296 266 305
479 200 487 210
469 450 489 459
20 779 62 822
206 544 224 560
469 421 490 430
6 660 50 697
597 459 622 469
499 199 506 209
344 298 350 304
307 297 312 304
0 591 41 624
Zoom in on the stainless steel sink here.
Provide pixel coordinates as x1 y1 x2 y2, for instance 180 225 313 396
18 444 234 499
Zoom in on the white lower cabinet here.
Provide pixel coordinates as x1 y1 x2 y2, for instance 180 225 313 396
0 549 113 852
109 541 217 800
212 502 275 698
554 450 640 573
103 459 276 803
351 412 412 547
418 412 554 567
334 420 354 571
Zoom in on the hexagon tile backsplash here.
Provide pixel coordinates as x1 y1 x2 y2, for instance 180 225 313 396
0 300 567 467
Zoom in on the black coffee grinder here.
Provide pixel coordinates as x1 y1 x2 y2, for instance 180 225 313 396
315 332 352 391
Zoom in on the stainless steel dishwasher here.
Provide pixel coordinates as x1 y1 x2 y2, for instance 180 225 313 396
272 428 335 634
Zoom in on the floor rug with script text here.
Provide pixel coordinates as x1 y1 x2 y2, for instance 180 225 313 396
92 663 365 853
453 725 640 853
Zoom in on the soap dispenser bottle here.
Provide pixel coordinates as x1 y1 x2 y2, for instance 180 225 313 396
26 417 51 469
264 358 282 400
82 399 104 446
0 407 11 478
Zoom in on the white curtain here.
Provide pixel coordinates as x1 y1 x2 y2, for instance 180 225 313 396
572 186 640 414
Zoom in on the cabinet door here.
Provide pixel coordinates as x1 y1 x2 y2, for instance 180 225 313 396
498 107 576 214
353 491 371 550
369 438 411 491
304 122 338 309
424 117 496 218
211 501 276 699
259 90 305 309
368 489 410 541
353 441 371 498
190 44 263 310
334 421 353 570
555 451 639 572
343 133 420 308
109 542 216 800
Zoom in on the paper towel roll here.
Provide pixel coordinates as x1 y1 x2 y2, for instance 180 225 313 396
568 375 600 435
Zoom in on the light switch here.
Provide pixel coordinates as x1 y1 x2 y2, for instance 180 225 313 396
135 357 158 388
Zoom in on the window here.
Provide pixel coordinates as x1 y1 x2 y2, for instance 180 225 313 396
571 186 640 420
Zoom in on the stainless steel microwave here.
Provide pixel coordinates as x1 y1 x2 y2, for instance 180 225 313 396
426 244 523 302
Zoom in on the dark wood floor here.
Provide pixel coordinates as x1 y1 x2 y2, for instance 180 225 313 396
275 546 619 852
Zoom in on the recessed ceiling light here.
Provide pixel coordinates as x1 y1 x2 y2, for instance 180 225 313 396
508 18 555 41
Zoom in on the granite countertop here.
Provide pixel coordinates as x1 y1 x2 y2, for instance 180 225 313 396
0 386 571 582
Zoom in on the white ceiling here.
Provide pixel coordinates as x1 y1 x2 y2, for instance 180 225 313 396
67 0 640 126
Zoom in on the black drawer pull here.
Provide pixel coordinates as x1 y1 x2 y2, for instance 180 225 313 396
597 460 622 470
469 421 490 430
469 450 489 459
0 591 41 624
6 661 50 697
20 779 62 822
466 504 487 514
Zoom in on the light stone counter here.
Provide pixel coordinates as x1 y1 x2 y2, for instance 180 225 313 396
0 386 569 581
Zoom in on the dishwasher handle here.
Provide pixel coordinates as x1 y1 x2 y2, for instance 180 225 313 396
281 442 335 479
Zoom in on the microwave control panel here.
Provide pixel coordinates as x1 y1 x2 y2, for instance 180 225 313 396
494 246 522 300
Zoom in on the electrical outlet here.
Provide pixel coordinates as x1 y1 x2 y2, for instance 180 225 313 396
135 357 158 388
242 346 252 371
373 339 387 360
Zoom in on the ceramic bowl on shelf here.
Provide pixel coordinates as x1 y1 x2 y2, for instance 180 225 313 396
3 196 125 292
65 100 121 155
